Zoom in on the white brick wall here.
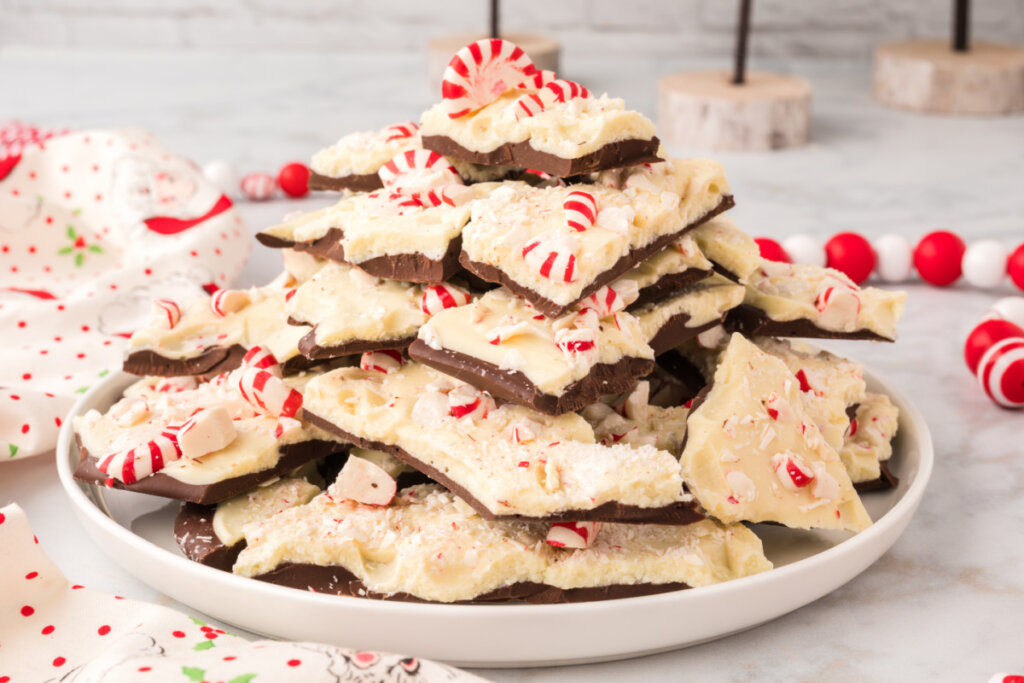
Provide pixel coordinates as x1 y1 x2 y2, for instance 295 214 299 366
1 0 1022 58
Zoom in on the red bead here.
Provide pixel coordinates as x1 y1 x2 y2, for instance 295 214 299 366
1009 243 1024 292
978 337 1024 408
754 238 790 263
913 230 965 286
277 162 310 198
824 233 876 285
964 318 1024 374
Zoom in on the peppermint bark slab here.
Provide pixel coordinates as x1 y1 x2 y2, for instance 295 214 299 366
301 363 697 523
632 275 746 356
459 159 733 317
841 392 900 488
235 484 769 604
620 233 715 310
308 122 419 192
410 289 654 415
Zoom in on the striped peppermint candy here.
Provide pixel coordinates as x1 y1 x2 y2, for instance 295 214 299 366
554 326 596 355
242 345 282 376
513 78 591 120
273 416 303 440
770 452 815 491
382 121 419 142
411 184 474 209
977 336 1024 408
210 289 251 318
447 384 494 420
517 69 558 90
815 282 861 329
378 149 461 193
563 190 598 232
580 286 628 319
236 368 303 418
176 407 237 460
152 299 182 329
153 376 197 393
441 39 538 118
522 232 579 283
421 283 472 316
360 349 405 374
98 427 182 484
546 521 601 549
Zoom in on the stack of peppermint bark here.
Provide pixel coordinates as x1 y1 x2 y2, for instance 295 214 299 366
73 39 907 604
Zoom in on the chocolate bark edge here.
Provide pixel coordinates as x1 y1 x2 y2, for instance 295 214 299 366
254 562 689 604
297 228 463 284
648 314 729 357
724 304 894 342
301 409 703 526
174 502 244 572
73 438 345 506
627 268 714 310
308 170 383 193
255 232 298 249
408 339 654 416
421 135 664 177
655 350 710 400
853 460 899 493
123 345 246 378
459 194 736 318
296 329 418 361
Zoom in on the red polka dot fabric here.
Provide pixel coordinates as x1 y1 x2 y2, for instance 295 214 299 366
0 125 250 461
0 503 482 681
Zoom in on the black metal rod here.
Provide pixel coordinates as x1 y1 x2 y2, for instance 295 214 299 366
733 0 752 85
953 0 970 52
490 0 500 39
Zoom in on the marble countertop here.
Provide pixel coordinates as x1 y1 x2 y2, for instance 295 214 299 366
1 47 1022 682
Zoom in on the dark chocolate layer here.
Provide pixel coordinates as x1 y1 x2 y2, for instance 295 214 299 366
647 315 728 357
296 228 463 283
308 170 382 193
123 345 321 378
74 438 344 505
174 502 243 572
301 409 703 525
655 350 710 400
627 268 714 310
421 135 663 178
408 339 654 415
295 327 416 362
853 460 899 493
460 195 735 318
725 304 894 342
254 562 689 604
254 232 298 249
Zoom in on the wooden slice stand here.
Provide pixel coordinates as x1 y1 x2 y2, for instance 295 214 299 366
874 40 1024 115
427 33 561 91
657 70 812 151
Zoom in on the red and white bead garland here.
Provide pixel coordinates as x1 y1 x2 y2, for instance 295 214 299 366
964 298 1024 409
202 160 311 201
755 231 1024 293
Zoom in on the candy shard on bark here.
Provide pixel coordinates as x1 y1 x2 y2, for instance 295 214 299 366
333 456 398 506
631 274 745 355
840 393 900 485
177 407 237 460
681 334 872 532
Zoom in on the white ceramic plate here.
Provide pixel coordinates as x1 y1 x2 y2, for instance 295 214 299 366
56 367 932 668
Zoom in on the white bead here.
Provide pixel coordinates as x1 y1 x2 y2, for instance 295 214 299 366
872 234 913 283
202 160 239 196
962 240 1008 289
989 296 1024 329
782 234 825 267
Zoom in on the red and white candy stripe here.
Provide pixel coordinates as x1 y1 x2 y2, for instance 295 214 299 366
98 427 182 484
546 521 601 549
517 69 557 90
421 283 472 315
240 172 276 201
242 345 282 376
814 284 862 329
771 452 815 491
378 150 460 191
382 121 419 143
210 289 251 318
514 79 591 120
563 190 598 232
411 184 473 209
441 39 538 118
522 234 579 283
977 337 1024 408
554 326 596 355
152 299 181 329
236 368 303 418
360 349 405 374
581 286 627 318
447 385 494 420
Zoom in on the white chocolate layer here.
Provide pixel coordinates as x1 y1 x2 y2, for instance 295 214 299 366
745 261 907 340
690 217 761 283
461 159 729 307
420 90 656 159
302 363 686 519
840 392 900 483
681 334 872 532
581 382 691 456
234 484 771 602
617 233 713 294
632 275 745 344
417 289 652 397
212 477 321 546
311 126 420 178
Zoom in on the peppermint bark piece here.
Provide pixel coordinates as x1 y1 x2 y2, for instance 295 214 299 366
619 233 714 309
689 217 762 283
175 476 322 571
286 262 472 360
681 334 873 532
841 393 900 490
124 282 315 378
73 373 345 505
235 484 770 604
409 288 654 415
302 362 697 523
460 159 733 317
727 260 907 341
631 274 745 355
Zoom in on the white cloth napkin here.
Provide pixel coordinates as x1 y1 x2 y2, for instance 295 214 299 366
0 124 250 460
0 503 485 682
